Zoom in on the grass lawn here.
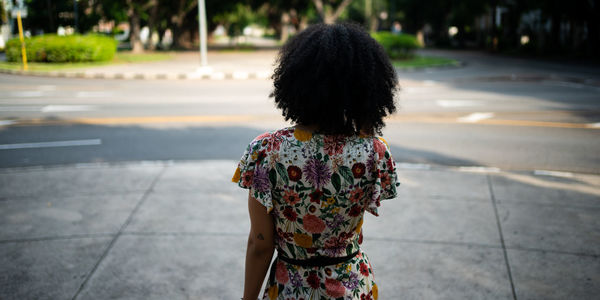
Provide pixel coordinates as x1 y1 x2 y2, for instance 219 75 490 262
0 51 174 71
393 56 459 68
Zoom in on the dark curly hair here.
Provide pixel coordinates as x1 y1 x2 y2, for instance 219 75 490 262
270 22 398 136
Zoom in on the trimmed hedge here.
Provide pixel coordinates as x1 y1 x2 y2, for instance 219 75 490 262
371 31 421 59
6 34 117 63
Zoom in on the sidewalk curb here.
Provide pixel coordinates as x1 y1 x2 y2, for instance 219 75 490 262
396 61 466 73
0 68 272 80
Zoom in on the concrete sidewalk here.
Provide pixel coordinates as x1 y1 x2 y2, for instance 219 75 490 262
1 161 598 299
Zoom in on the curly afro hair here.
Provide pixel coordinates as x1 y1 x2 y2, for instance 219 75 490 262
270 22 398 136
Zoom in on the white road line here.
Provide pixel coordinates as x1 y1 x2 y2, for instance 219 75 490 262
397 163 432 170
457 112 495 123
37 85 57 91
0 139 102 150
533 170 574 178
10 91 44 97
233 71 249 80
75 91 113 98
435 100 481 107
0 120 16 126
588 123 600 128
458 166 500 173
41 105 96 113
0 106 41 112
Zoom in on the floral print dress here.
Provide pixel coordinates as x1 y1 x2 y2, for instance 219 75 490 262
232 127 399 300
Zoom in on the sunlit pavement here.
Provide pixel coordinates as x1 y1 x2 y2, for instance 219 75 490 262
1 49 599 299
1 161 598 299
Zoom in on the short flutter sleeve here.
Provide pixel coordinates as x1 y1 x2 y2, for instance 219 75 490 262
232 134 273 213
366 137 400 216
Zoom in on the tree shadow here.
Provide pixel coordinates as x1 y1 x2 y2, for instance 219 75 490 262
1 123 481 169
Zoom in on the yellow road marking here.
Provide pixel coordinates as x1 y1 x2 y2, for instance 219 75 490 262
7 114 599 129
16 115 262 126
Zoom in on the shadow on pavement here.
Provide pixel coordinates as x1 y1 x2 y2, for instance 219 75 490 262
0 123 482 169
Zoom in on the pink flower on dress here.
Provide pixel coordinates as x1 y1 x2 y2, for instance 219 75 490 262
267 137 282 152
352 163 366 178
283 190 301 205
373 138 386 159
349 187 364 203
287 165 302 181
359 262 370 276
241 171 253 188
380 172 391 190
275 261 289 284
283 207 297 221
325 278 345 298
307 271 320 289
302 214 326 233
324 135 346 156
254 132 271 141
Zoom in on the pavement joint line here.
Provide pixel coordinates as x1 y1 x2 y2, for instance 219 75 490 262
495 198 600 210
71 165 167 300
486 174 518 300
0 233 116 244
504 245 600 258
366 237 599 257
365 237 501 249
121 231 247 237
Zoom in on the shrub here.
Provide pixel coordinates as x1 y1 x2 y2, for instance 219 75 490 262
371 31 421 59
6 34 117 63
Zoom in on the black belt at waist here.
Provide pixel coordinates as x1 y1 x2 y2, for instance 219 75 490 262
277 250 360 268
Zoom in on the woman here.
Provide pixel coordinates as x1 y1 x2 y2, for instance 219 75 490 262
232 22 399 300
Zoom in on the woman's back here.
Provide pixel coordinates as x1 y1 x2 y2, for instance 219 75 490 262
234 126 398 298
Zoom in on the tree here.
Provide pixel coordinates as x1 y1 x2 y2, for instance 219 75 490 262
312 0 354 24
125 0 158 53
249 0 314 42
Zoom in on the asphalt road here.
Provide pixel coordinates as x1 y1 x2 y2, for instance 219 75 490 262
0 51 599 173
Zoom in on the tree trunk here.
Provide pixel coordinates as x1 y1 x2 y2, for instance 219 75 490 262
170 0 198 49
147 1 158 50
127 0 144 53
312 0 353 24
280 11 291 43
130 13 143 53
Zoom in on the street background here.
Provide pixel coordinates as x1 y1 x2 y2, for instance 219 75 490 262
1 0 600 299
1 48 599 300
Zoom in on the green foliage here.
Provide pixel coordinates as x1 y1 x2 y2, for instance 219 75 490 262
213 3 264 37
6 34 118 63
371 31 421 59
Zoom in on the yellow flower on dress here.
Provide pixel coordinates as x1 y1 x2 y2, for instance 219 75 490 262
293 233 313 248
327 197 335 205
294 128 312 142
267 285 278 300
332 207 340 214
251 151 259 160
372 283 379 300
231 167 241 183
355 218 363 233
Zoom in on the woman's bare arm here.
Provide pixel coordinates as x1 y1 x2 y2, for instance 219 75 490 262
243 192 275 300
